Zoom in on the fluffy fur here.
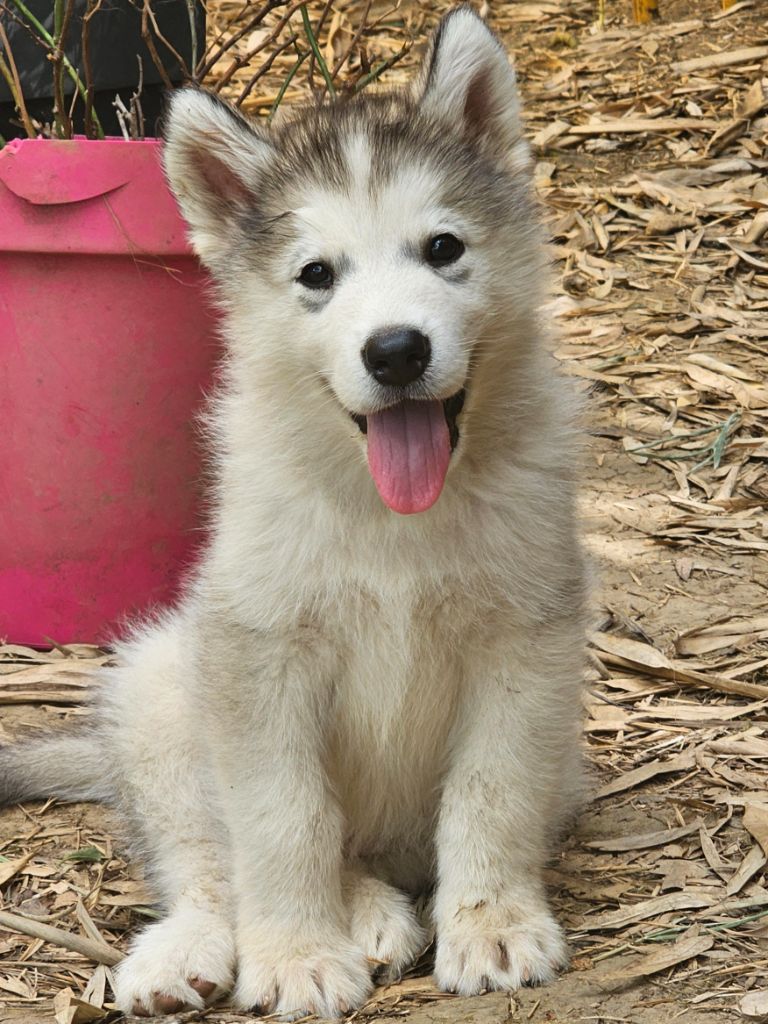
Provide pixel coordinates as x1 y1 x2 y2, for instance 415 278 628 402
0 6 586 1018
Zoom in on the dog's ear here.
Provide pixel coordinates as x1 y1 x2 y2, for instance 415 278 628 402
162 89 275 263
416 6 529 171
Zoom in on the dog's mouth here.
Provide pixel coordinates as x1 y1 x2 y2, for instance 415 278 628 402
349 390 465 516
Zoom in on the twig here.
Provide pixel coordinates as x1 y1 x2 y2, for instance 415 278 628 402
52 0 65 135
6 0 104 137
81 0 103 139
52 0 75 138
594 650 768 702
236 33 298 108
198 0 250 73
0 909 123 966
185 0 198 77
113 93 131 140
353 41 411 92
140 0 173 90
211 0 304 94
137 0 192 79
0 20 34 137
131 55 145 139
197 0 289 82
330 0 372 80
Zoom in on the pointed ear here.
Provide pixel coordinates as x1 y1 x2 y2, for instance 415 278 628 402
162 88 275 264
416 6 529 171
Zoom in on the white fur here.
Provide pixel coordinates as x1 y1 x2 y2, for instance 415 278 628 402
113 909 235 1014
44 9 586 1018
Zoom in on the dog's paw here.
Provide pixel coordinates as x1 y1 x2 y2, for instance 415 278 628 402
234 932 372 1019
346 873 427 980
434 899 567 996
114 909 235 1016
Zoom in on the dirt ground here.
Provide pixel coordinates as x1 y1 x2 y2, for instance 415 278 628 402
2 1 767 1022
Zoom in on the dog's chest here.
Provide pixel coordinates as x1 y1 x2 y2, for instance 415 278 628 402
327 588 466 848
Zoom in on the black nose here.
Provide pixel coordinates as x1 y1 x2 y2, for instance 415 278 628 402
362 329 431 387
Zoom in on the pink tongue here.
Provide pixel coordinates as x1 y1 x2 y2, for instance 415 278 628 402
366 400 451 515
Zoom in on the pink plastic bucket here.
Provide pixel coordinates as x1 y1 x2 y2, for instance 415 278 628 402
0 138 217 645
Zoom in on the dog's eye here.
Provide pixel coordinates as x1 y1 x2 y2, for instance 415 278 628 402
298 262 334 289
426 234 465 266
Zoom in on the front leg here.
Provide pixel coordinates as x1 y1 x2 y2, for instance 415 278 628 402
434 618 583 995
198 620 371 1019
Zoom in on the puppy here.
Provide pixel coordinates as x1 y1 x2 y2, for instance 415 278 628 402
0 6 586 1018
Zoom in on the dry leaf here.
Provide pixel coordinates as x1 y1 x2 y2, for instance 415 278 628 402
577 892 712 932
585 821 700 852
726 844 767 896
53 988 106 1024
673 46 768 73
744 803 768 857
0 850 36 887
741 990 768 1020
708 735 768 757
645 212 697 235
602 928 714 982
597 752 696 799
82 965 109 1010
0 974 34 998
569 117 718 135
684 362 768 409
589 633 671 669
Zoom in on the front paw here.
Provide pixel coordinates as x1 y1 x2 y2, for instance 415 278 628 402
346 873 427 980
234 932 372 1019
434 898 567 996
114 909 234 1016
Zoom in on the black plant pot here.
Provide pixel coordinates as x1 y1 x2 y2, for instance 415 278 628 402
0 0 205 140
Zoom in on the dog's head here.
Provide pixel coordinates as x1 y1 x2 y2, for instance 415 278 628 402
163 5 543 515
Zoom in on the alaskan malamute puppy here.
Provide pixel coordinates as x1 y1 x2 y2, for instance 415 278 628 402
0 5 585 1018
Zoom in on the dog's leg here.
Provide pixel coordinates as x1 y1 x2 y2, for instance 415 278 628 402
104 623 236 1016
433 619 583 995
343 866 427 981
198 623 372 1019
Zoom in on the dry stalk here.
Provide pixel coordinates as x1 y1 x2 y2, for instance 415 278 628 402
130 54 145 138
198 0 289 81
0 909 123 966
0 18 34 136
235 32 298 108
52 0 76 137
3 0 104 137
81 0 103 139
138 0 192 78
212 0 305 93
353 40 410 93
139 0 174 89
330 0 372 79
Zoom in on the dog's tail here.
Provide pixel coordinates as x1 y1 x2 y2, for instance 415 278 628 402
0 730 110 807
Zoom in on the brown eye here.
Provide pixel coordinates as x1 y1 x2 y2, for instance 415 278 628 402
426 234 465 266
298 262 334 289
